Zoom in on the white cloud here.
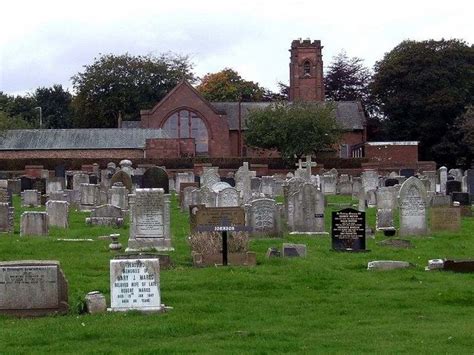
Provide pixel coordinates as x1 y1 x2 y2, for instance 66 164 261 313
1 0 473 94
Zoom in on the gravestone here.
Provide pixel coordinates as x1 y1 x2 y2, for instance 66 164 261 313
46 200 69 228
55 165 66 178
31 178 47 195
245 198 281 237
448 168 463 182
446 180 462 195
467 169 474 198
181 186 198 212
260 176 274 197
361 170 378 193
201 168 220 188
108 185 129 210
0 260 68 317
352 177 362 195
89 175 98 185
21 189 41 207
175 172 195 193
250 177 262 192
217 187 240 207
79 184 100 211
110 171 133 192
376 187 397 210
72 173 89 190
385 178 399 187
20 212 49 236
109 257 162 312
431 195 451 207
220 177 236 187
376 208 394 231
235 162 252 203
321 174 336 195
439 166 447 194
282 243 307 257
127 188 172 251
46 177 64 194
331 208 366 251
398 176 428 236
86 204 124 227
119 159 133 176
287 183 326 234
430 207 461 231
0 203 14 233
211 181 232 193
179 182 199 205
7 179 21 195
20 176 33 191
337 181 352 195
0 187 12 205
367 260 410 270
400 169 415 178
451 192 470 206
142 167 169 193
200 186 217 207
422 171 437 192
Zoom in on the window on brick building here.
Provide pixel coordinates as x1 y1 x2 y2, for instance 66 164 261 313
162 110 209 154
303 60 311 76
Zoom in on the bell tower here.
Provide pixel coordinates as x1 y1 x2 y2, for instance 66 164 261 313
289 38 325 102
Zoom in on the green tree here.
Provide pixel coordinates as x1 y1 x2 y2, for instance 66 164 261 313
0 94 38 125
325 51 373 114
245 101 342 160
197 68 267 102
34 85 73 128
0 110 33 132
71 53 195 128
371 39 474 163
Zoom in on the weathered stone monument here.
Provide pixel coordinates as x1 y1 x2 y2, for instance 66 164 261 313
287 183 326 234
217 187 240 207
0 203 14 233
245 198 282 237
127 188 172 252
20 212 48 236
86 204 124 227
430 207 461 231
109 257 162 312
108 184 129 210
111 170 133 192
21 189 41 207
398 177 428 236
0 260 69 317
46 200 69 228
79 183 100 211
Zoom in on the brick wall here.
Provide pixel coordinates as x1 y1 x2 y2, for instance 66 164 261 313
365 142 419 164
144 138 195 158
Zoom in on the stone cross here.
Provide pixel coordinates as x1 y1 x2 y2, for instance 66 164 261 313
303 155 317 175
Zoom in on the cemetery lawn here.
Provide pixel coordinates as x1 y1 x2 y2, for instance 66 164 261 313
1 195 473 354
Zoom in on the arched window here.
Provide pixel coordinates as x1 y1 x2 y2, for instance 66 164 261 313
162 110 209 154
303 60 311 76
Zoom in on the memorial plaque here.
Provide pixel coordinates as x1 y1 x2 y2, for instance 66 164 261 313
109 257 161 312
430 207 461 231
0 260 68 316
331 208 366 251
190 205 247 233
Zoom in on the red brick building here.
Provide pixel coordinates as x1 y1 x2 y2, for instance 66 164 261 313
0 39 368 161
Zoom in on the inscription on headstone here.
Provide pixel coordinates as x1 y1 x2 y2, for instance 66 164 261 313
331 208 366 251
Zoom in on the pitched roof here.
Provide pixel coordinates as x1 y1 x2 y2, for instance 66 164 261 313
0 129 169 150
210 101 366 131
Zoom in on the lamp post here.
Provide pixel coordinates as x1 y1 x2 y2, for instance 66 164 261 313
34 106 42 129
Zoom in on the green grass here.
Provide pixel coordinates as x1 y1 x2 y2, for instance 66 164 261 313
0 194 473 354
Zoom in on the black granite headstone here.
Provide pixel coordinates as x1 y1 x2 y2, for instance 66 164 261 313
31 178 46 195
89 175 98 185
451 192 470 206
467 169 474 198
66 174 73 190
20 176 33 191
400 169 415 178
132 174 143 187
446 180 462 195
385 178 399 187
447 175 455 181
331 208 366 252
54 165 66 178
220 177 236 187
142 167 169 193
444 260 474 273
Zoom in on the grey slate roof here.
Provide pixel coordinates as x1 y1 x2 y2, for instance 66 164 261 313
0 129 169 150
211 101 366 131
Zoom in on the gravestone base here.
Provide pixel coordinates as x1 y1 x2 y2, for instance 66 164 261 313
126 238 174 252
108 305 170 313
192 251 256 267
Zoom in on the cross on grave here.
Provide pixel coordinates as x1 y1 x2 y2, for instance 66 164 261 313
303 155 317 175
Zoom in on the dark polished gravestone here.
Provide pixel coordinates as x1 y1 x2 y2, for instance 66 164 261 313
451 192 470 206
220 177 236 187
142 167 169 193
0 260 69 317
446 180 462 195
443 260 474 273
467 169 474 198
331 208 367 252
399 169 415 178
385 178 399 187
54 165 66 178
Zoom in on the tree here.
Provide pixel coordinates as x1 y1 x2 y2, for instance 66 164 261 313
371 39 474 163
0 110 33 133
197 68 267 102
0 94 38 125
71 53 195 128
34 85 73 128
245 102 342 160
325 51 373 114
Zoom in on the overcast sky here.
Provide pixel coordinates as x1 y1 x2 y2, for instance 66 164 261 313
1 0 472 96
